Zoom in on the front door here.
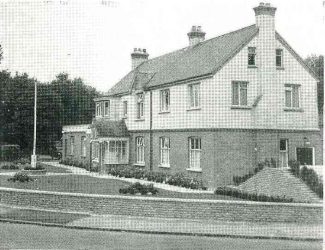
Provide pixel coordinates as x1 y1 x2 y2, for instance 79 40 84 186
296 147 314 165
279 139 288 168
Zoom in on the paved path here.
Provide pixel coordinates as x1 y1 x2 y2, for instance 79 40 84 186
42 161 214 194
1 222 321 250
67 214 323 240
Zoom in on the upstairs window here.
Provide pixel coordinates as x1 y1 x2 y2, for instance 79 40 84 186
232 81 248 106
160 89 170 112
137 93 144 119
104 101 110 117
136 137 145 164
96 103 101 117
276 49 283 67
160 137 170 166
188 83 200 108
285 84 300 108
189 137 201 170
248 47 256 66
123 101 128 117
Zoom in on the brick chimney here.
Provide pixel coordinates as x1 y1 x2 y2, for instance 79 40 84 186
253 2 277 36
187 26 205 46
131 48 149 70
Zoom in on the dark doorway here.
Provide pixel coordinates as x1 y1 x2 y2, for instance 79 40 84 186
296 147 313 165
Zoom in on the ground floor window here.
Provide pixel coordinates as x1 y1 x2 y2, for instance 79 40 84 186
64 139 68 157
92 142 99 161
70 136 75 155
136 137 145 164
109 140 127 163
296 147 314 165
189 137 201 170
160 137 170 166
81 136 86 157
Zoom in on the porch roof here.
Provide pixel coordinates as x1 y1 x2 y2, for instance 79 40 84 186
91 119 129 138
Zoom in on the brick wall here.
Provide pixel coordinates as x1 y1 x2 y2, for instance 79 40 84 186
62 131 91 164
0 188 321 224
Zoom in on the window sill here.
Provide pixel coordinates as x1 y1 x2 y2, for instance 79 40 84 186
187 107 201 111
284 108 304 112
247 65 257 69
276 66 285 70
92 159 99 163
186 168 202 173
133 163 145 167
135 118 145 122
159 164 170 169
231 105 252 110
122 116 128 119
158 111 170 114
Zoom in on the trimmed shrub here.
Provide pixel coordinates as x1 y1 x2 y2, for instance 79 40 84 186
8 172 34 183
288 160 300 177
14 158 31 165
119 182 158 195
23 163 45 171
300 166 323 198
1 163 19 170
215 187 294 203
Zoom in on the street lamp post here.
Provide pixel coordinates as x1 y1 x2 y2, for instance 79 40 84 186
31 81 37 168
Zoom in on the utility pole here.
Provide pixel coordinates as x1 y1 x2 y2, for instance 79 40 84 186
31 81 37 168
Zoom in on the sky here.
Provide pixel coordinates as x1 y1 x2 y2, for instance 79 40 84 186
0 0 324 92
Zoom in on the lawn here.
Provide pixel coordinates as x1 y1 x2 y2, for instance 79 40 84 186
0 207 88 224
0 174 240 201
0 162 71 174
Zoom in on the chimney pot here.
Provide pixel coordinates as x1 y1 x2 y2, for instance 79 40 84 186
131 48 149 70
187 25 206 46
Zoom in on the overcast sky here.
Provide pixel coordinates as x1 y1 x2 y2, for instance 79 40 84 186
0 0 324 92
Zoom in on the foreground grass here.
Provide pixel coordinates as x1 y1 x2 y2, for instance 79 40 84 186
0 207 88 224
0 175 240 200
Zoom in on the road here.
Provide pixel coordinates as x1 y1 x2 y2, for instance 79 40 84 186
0 222 321 250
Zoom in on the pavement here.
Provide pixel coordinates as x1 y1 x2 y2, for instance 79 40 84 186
0 204 322 241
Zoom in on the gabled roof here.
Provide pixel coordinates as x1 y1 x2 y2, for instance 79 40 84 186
92 119 129 138
108 24 259 96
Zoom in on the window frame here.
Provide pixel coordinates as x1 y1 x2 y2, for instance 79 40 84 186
136 93 144 119
109 140 128 163
160 89 170 112
276 49 283 68
248 47 256 67
70 136 75 155
232 81 248 106
188 137 202 171
135 137 145 165
104 101 110 117
188 83 200 109
96 102 101 117
285 84 300 108
123 101 128 118
81 136 86 157
159 137 170 167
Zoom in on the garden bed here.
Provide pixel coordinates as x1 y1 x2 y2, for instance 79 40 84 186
0 175 240 201
0 161 71 174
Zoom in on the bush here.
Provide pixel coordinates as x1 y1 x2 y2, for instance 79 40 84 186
8 172 34 183
13 158 31 165
299 166 323 198
288 160 300 177
106 166 206 190
215 187 294 203
119 182 158 195
60 158 93 171
1 163 19 170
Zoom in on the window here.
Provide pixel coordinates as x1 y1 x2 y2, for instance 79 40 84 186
232 81 248 106
160 89 170 112
189 137 201 170
137 93 144 119
93 142 99 160
96 103 101 117
70 136 74 155
188 83 200 108
109 140 127 162
64 139 68 157
136 137 145 164
123 101 128 117
285 85 300 108
280 139 288 151
81 136 86 157
104 101 110 116
248 47 256 66
160 137 170 166
276 49 283 67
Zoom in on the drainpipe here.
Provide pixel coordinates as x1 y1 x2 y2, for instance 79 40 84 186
149 91 153 171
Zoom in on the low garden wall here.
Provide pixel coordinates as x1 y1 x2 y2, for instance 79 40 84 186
0 187 322 224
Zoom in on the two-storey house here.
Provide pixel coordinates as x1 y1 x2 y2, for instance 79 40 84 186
62 3 322 189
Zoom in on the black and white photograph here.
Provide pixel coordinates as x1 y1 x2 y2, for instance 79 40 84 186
0 0 323 249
